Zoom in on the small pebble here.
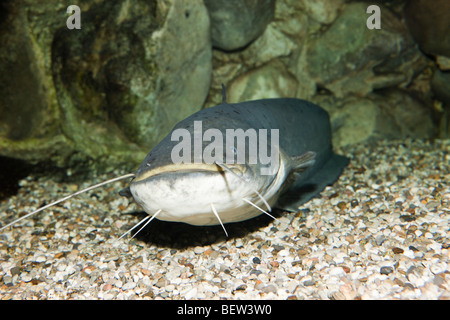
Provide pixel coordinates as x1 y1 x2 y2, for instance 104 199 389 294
252 257 261 264
34 256 47 263
392 247 404 254
122 282 136 291
250 269 262 276
165 284 175 292
10 267 21 276
184 287 197 299
303 280 316 286
234 284 247 291
261 284 277 294
193 246 205 254
3 275 13 287
380 266 394 275
272 245 284 251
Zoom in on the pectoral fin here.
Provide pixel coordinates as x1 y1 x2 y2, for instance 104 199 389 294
277 152 349 212
282 151 317 193
291 151 316 173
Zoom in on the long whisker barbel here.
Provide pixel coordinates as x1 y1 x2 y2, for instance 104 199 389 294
0 173 136 232
210 203 228 237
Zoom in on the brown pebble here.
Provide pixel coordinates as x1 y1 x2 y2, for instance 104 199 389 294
342 266 351 273
292 261 302 267
103 283 113 291
234 284 247 291
328 193 339 199
186 263 195 270
54 252 66 259
141 268 151 276
155 278 167 288
392 247 404 254
406 207 415 214
337 201 347 210
297 248 309 256
143 290 154 298
255 280 264 290
355 166 366 174
332 291 346 300
82 265 96 272
345 235 355 244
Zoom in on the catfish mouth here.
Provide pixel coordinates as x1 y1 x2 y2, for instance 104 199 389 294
133 163 246 182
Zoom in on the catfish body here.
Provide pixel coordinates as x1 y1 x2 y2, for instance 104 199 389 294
130 98 349 225
0 98 349 234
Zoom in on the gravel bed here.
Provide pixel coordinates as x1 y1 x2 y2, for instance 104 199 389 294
0 139 449 300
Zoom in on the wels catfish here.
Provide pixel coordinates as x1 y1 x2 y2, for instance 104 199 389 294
1 92 349 238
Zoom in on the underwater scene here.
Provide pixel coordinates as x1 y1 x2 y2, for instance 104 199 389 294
0 0 448 301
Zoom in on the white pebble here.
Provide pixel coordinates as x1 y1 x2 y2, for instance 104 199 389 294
193 246 205 254
183 287 197 299
328 266 346 276
165 284 175 292
122 282 136 290
403 249 415 259
34 255 47 263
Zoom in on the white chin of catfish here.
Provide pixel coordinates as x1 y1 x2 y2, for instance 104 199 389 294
129 170 279 226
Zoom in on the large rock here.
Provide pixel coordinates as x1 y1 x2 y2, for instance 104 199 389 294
299 0 344 24
204 13 300 106
431 70 450 105
228 60 298 102
317 89 436 147
0 0 212 171
204 0 275 51
431 70 450 138
305 2 424 98
404 0 450 59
